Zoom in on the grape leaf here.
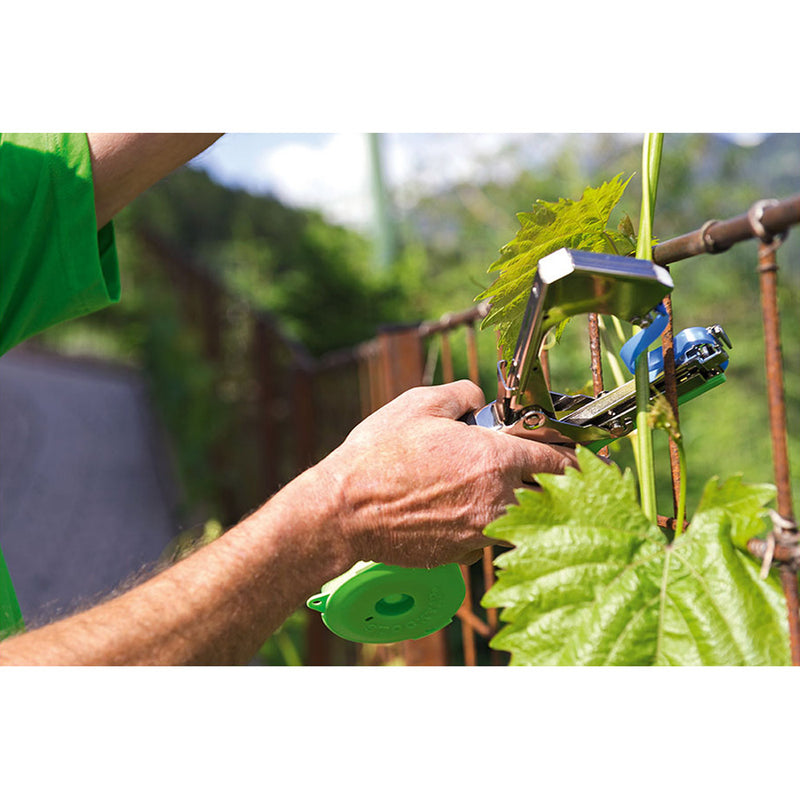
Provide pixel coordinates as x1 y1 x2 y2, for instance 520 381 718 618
482 448 789 665
475 174 635 360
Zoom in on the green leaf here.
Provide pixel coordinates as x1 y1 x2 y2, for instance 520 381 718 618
482 448 789 665
695 475 775 551
475 174 633 360
618 212 635 241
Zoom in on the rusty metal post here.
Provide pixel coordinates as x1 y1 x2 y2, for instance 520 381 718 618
440 331 455 384
378 325 426 403
660 294 683 520
587 312 609 460
756 247 794 521
748 231 800 664
780 563 800 666
587 313 604 396
361 341 383 414
464 322 480 385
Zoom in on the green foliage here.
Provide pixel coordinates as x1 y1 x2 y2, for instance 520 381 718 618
482 448 788 666
475 174 635 360
255 609 308 666
126 167 415 357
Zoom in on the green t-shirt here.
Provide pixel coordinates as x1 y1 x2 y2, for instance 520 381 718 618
0 132 121 639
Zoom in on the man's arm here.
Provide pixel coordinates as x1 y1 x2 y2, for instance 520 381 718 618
0 462 349 665
87 133 223 229
0 381 575 665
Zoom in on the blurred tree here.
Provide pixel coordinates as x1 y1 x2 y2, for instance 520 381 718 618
124 167 416 355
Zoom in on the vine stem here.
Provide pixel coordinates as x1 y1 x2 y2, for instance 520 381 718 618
674 436 687 537
634 133 664 523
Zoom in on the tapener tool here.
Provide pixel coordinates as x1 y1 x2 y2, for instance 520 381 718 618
307 248 732 644
466 248 731 451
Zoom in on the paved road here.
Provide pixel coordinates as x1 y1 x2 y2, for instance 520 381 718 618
0 348 182 626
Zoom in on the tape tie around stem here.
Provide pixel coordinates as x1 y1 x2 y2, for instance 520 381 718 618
619 303 670 376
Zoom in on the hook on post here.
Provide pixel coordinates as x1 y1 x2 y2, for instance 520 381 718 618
748 198 789 261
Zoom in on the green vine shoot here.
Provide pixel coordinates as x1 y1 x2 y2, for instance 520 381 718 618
633 132 664 523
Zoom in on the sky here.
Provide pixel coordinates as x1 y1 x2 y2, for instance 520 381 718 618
191 132 557 229
190 132 769 232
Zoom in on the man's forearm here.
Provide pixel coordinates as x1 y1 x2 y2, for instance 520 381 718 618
0 465 351 666
0 382 575 666
87 133 223 228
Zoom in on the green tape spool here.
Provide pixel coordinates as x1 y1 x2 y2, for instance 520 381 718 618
307 561 466 644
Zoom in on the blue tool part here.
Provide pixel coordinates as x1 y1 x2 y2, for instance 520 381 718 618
619 303 670 378
631 324 731 381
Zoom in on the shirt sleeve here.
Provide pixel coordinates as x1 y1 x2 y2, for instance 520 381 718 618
0 545 24 640
0 132 121 356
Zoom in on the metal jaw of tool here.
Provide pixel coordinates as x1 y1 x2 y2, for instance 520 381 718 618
467 248 731 448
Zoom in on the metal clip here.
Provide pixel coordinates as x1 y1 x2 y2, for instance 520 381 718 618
496 359 511 393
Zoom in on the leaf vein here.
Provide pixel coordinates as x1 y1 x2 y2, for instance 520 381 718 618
603 591 663 665
670 548 747 664
654 548 672 664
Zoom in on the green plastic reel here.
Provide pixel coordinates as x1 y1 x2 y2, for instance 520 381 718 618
306 561 466 644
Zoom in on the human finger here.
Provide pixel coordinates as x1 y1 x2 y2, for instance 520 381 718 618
458 548 485 566
505 440 579 484
406 380 486 420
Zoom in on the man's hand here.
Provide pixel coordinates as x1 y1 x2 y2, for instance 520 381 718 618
316 380 578 569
